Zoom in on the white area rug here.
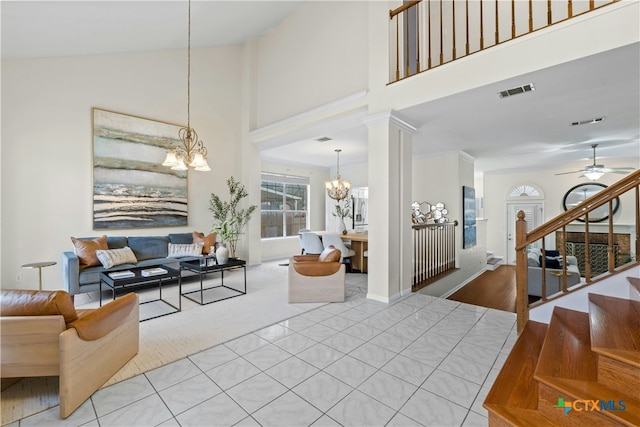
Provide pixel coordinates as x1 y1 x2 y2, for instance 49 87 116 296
1 261 328 425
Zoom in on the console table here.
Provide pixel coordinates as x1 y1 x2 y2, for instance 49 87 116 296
99 265 181 321
180 258 247 305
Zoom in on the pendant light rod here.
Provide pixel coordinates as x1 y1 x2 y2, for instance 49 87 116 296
161 0 210 172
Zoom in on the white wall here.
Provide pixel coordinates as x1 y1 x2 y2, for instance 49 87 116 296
1 46 243 290
255 1 369 128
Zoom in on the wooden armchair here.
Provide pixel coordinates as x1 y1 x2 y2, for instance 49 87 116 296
1 289 139 418
288 246 345 303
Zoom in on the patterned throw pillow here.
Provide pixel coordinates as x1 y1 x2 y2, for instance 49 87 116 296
168 243 203 258
71 235 108 270
192 232 216 254
95 247 138 269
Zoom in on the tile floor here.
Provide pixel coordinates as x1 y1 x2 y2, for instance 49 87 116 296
9 264 517 427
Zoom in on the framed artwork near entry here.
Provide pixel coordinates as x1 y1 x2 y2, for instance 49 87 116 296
463 186 476 249
92 108 188 229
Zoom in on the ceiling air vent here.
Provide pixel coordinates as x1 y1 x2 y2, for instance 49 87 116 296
498 83 535 98
571 117 605 126
315 137 332 142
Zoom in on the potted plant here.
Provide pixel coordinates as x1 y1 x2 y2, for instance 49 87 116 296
332 197 352 235
209 177 257 259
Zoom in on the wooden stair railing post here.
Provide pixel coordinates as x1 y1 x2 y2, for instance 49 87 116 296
635 186 640 261
516 210 529 334
608 202 615 272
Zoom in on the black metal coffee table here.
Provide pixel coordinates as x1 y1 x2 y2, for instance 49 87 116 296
180 258 246 305
99 265 181 321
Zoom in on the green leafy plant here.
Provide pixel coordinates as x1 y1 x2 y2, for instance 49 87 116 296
209 177 257 258
332 197 352 220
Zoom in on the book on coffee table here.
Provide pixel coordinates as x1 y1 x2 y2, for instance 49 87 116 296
108 270 135 279
141 267 168 277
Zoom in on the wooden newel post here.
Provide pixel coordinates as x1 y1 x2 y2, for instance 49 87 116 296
515 210 529 334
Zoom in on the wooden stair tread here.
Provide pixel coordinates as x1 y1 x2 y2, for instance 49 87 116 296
535 376 640 426
484 320 547 409
627 276 640 293
484 404 556 427
536 306 597 381
588 294 640 368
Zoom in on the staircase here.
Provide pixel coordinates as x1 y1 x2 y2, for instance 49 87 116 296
486 251 503 271
484 277 640 426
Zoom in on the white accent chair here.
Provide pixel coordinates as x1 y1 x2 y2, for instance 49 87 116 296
298 229 311 254
300 232 324 255
322 233 356 271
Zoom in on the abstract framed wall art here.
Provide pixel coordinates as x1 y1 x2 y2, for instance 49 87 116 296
92 108 188 229
462 185 476 249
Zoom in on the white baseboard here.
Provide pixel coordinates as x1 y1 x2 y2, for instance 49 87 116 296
440 269 487 299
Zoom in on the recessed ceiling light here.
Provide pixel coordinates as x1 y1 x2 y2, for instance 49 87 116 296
315 137 332 142
571 117 605 126
498 83 535 98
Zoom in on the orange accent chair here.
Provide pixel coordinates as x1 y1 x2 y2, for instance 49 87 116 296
0 289 139 418
288 245 346 303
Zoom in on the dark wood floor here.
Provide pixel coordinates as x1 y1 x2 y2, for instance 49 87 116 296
447 265 517 312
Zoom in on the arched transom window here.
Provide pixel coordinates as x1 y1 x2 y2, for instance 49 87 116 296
506 183 544 200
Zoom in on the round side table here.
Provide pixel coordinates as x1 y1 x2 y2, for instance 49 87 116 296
21 261 57 290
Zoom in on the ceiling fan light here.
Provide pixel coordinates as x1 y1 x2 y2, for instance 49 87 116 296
583 170 604 181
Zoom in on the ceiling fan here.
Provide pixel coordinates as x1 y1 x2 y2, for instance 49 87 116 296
555 144 635 181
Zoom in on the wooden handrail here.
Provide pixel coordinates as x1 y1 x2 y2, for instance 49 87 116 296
516 170 640 251
411 219 459 230
390 0 421 19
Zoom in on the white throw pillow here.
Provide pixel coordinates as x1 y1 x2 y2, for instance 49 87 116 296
95 246 138 269
168 243 203 258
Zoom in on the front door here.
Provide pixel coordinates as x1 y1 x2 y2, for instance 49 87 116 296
506 202 542 264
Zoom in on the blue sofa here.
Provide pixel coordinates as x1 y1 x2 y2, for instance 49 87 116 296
62 233 202 296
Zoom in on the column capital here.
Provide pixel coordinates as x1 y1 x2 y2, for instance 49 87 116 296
364 110 418 134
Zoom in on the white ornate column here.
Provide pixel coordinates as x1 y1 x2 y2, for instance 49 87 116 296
365 111 415 303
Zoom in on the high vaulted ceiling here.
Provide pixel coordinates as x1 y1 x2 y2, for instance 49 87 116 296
3 1 638 174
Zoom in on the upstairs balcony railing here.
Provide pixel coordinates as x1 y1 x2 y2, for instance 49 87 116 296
389 0 619 83
515 170 640 333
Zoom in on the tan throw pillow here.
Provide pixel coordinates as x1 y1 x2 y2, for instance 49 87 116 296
193 232 216 254
71 235 108 270
95 247 138 269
